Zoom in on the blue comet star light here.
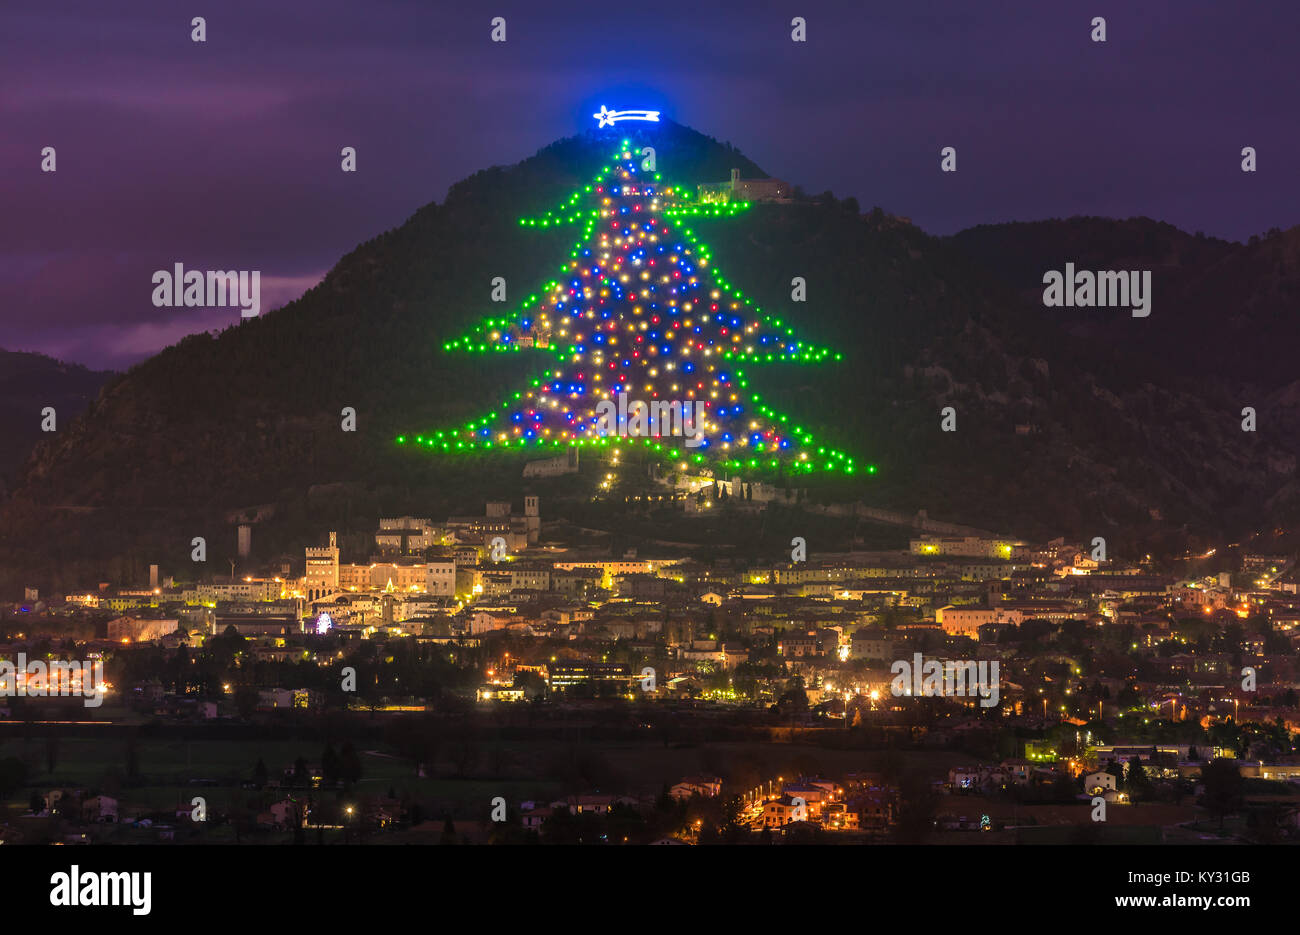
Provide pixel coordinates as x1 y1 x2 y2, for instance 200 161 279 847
593 106 660 128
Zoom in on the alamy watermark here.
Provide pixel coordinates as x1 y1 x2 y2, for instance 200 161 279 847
890 653 1000 708
50 866 151 915
152 263 261 318
0 654 106 707
1042 264 1151 317
594 392 708 447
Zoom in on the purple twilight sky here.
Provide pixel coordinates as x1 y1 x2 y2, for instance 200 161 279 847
2 0 1297 370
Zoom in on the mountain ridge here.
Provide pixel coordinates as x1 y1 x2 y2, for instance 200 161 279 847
0 349 114 492
2 121 1297 591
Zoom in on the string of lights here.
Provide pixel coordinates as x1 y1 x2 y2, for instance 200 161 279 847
401 140 870 476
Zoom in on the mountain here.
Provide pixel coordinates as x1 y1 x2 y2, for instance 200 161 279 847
2 121 1298 591
0 350 113 489
947 217 1300 389
942 219 1300 534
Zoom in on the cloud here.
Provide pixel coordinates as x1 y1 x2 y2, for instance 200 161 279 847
8 271 326 370
2 0 1298 369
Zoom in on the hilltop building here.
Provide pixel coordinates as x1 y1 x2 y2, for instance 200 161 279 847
698 168 792 205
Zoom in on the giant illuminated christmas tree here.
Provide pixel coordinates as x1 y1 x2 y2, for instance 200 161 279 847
399 131 869 476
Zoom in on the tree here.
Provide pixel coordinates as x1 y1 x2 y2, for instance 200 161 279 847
450 725 479 777
253 757 269 788
293 756 309 788
1126 756 1151 801
0 757 27 799
124 734 140 782
339 742 363 785
893 771 938 843
320 745 340 785
234 686 259 720
209 625 248 662
1200 757 1244 831
411 136 861 478
718 796 749 844
44 735 59 776
778 678 809 713
1246 803 1290 844
1068 821 1103 844
1051 772 1079 803
1104 757 1125 788
513 670 546 700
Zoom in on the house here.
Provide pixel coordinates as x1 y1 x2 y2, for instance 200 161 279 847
782 781 832 818
853 789 897 831
679 641 748 669
761 794 808 828
949 765 1010 791
850 629 895 661
697 169 793 205
41 789 80 817
671 776 723 800
521 806 553 830
1084 771 1117 795
257 687 321 711
935 813 986 831
777 632 825 658
552 794 636 815
258 688 295 710
365 798 402 828
476 684 526 703
1001 758 1034 785
267 798 304 830
822 802 860 831
82 795 118 823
